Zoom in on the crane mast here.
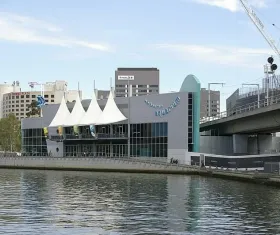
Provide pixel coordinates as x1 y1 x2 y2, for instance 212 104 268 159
239 0 280 59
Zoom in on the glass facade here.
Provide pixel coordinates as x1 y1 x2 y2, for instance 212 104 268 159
130 122 168 157
63 122 168 158
21 129 48 156
188 93 193 152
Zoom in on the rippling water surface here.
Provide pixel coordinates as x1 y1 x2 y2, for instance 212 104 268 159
1 169 280 234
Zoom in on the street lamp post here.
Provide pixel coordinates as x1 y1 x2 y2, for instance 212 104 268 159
242 83 260 108
208 83 225 117
127 79 131 158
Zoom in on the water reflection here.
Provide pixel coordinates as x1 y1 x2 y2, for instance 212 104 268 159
1 169 280 234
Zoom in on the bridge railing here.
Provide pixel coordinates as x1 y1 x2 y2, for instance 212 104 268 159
200 93 280 124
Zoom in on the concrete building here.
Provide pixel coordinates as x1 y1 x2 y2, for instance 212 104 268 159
21 74 201 162
0 81 21 118
115 68 159 97
95 89 110 100
2 80 81 120
200 88 220 118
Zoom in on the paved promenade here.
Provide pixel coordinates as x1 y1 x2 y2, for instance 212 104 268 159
1 156 280 187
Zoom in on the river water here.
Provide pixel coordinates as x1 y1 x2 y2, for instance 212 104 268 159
1 169 280 235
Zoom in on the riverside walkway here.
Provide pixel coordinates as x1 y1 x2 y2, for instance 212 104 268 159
1 155 280 187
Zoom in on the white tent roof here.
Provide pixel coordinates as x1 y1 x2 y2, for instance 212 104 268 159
63 93 85 127
49 96 71 127
78 91 102 126
95 91 127 125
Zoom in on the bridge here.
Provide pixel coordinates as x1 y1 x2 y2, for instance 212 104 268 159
200 94 280 135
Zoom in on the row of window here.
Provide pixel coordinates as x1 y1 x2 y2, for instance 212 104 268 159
4 94 55 100
188 93 193 152
115 84 158 88
206 109 219 112
64 143 167 158
206 100 220 104
3 99 55 106
116 89 159 93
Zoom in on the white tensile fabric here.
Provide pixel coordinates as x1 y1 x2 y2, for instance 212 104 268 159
49 95 71 127
78 91 102 126
63 93 85 126
95 91 127 125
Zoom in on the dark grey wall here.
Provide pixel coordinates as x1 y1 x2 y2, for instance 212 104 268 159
21 92 189 151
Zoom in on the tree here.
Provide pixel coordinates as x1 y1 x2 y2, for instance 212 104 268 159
0 114 21 152
26 100 41 117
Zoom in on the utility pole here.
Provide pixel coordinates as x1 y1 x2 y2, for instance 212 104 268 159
242 83 260 108
208 83 225 117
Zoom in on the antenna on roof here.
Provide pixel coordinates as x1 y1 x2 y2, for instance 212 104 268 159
78 82 80 98
110 77 112 89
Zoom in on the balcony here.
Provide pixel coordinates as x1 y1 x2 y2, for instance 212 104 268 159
49 135 64 141
97 133 128 139
49 133 128 141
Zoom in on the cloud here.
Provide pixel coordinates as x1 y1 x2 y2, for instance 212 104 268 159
0 12 110 51
154 43 272 68
187 0 268 12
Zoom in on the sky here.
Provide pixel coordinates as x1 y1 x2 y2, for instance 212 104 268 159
0 0 280 111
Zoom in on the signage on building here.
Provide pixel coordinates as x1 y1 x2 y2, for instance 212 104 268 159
145 96 180 117
144 99 163 109
118 75 134 80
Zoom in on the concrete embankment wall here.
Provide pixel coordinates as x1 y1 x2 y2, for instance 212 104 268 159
2 157 280 187
0 157 197 174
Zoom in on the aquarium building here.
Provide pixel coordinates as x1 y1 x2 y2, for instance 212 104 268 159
21 75 201 163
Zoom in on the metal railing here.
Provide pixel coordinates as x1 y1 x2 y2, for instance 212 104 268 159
0 153 200 171
200 93 280 124
49 133 128 141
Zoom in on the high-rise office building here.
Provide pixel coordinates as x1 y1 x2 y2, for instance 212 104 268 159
200 88 220 118
0 81 21 119
2 80 81 120
115 68 159 97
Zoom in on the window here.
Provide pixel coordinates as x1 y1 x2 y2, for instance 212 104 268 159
51 95 54 98
129 122 168 158
22 128 48 156
51 100 54 102
32 95 36 98
26 95 30 98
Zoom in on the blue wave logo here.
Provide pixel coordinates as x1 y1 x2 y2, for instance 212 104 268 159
37 95 47 107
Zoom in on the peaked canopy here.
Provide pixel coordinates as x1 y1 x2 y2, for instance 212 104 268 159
63 93 85 127
95 91 127 125
78 91 102 126
49 95 71 127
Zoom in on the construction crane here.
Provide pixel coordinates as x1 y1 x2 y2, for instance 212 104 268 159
239 0 280 60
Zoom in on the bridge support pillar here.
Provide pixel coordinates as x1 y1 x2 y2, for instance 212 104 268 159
233 134 248 155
